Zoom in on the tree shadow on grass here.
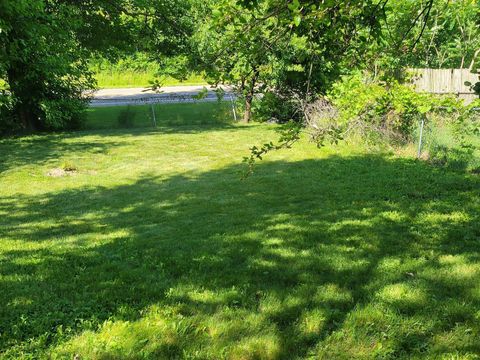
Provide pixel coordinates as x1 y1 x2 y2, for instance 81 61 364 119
86 123 253 135
0 134 121 174
0 124 255 174
0 155 479 358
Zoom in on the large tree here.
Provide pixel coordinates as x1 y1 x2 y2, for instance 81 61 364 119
1 1 91 131
0 0 191 133
193 0 387 123
194 0 292 123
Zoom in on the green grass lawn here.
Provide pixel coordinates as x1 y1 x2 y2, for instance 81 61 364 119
85 102 235 130
2 72 206 90
94 71 206 88
422 120 480 173
0 109 479 359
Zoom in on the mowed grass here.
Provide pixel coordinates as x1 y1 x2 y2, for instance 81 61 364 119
0 107 479 359
85 102 235 130
94 71 206 88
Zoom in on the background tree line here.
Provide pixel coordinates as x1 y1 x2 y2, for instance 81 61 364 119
0 0 479 133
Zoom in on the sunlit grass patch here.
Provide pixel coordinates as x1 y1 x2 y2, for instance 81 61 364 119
229 334 282 360
430 324 480 358
52 314 184 359
313 284 354 309
94 71 206 89
376 282 429 312
296 308 328 339
315 304 396 359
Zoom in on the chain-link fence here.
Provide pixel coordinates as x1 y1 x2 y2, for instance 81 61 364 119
414 109 480 173
85 101 238 130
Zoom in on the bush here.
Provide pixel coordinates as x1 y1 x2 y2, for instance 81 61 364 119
117 106 137 128
40 98 87 131
254 91 300 123
328 72 460 143
0 92 19 135
318 73 479 173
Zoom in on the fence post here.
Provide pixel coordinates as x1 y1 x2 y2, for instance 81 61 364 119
151 103 157 128
230 94 237 122
417 116 425 158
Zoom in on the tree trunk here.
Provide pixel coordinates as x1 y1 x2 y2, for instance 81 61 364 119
243 94 253 123
7 66 40 131
17 104 38 131
242 71 258 123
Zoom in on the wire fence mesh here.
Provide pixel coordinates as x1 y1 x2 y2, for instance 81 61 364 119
86 96 479 173
85 101 238 130
414 110 480 173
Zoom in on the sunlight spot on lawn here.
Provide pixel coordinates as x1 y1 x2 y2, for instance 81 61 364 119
421 255 480 290
449 263 480 280
229 334 281 360
251 258 278 269
264 237 284 246
421 211 470 224
430 324 479 355
266 247 301 259
380 210 408 222
53 316 180 359
316 305 395 359
296 308 328 338
438 254 468 265
376 283 428 310
314 284 354 307
373 256 428 280
267 221 302 232
187 288 240 305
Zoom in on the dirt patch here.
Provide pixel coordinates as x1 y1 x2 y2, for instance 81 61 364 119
46 168 97 177
46 168 78 177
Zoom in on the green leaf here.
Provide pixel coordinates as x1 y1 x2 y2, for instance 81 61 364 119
293 15 302 27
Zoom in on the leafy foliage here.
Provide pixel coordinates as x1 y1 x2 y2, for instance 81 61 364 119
329 73 435 141
366 0 480 72
0 0 192 133
193 0 386 123
0 1 95 131
244 70 479 174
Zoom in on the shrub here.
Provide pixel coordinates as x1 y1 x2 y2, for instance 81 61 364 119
117 106 137 128
328 72 459 143
254 91 300 123
0 92 19 135
40 98 87 131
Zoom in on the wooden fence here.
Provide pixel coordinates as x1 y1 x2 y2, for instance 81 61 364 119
411 68 479 103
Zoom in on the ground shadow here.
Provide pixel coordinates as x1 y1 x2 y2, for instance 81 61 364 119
0 124 254 174
0 134 120 174
0 156 479 358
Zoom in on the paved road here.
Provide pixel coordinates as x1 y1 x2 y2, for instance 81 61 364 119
90 85 235 107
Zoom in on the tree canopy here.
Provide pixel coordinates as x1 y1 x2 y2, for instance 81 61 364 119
0 0 479 132
0 0 191 132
